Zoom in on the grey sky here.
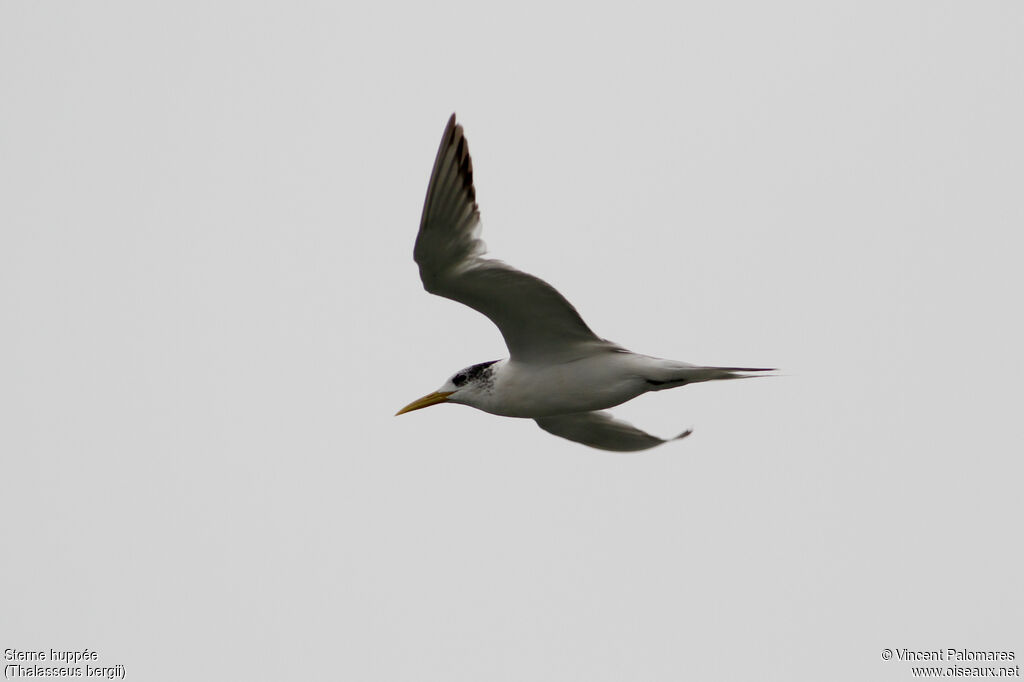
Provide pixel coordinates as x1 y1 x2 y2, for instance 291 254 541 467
2 2 1022 680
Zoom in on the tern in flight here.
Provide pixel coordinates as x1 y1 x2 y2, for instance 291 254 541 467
397 114 772 451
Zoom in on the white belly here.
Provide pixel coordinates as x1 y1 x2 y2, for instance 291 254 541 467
477 353 652 418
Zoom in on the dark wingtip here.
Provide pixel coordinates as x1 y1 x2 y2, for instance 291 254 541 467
442 113 458 143
672 428 694 442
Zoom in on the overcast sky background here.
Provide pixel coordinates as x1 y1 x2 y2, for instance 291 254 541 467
2 2 1022 681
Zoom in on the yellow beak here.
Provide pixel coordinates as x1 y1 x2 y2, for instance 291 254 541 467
395 390 455 416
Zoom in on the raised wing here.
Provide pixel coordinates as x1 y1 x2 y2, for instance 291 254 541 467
414 114 605 363
535 412 693 452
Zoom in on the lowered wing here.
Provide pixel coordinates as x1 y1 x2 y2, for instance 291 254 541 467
535 411 693 452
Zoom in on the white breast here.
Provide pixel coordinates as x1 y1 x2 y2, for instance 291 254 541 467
473 352 654 418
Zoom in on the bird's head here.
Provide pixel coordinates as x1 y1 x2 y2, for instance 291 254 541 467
395 360 499 415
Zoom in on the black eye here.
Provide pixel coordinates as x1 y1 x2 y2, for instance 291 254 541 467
452 373 467 387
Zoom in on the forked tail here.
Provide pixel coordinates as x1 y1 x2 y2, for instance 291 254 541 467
645 364 775 388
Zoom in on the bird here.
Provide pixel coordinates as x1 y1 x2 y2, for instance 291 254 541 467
396 114 772 451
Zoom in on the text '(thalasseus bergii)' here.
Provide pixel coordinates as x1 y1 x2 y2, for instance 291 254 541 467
397 114 773 451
